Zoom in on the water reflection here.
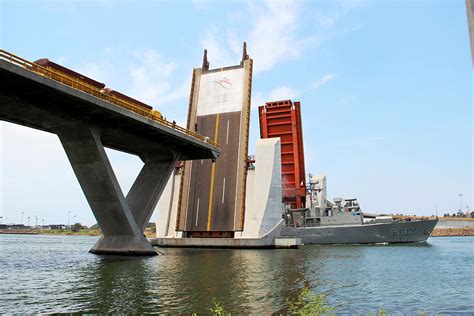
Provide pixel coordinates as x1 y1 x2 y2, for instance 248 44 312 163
146 249 307 313
76 256 153 313
1 235 472 314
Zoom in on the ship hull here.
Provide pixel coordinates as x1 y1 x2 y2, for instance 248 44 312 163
280 219 438 244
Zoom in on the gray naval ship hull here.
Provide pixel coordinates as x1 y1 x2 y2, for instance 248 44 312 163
280 219 438 244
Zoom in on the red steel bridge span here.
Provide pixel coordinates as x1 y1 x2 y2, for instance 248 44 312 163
0 50 220 256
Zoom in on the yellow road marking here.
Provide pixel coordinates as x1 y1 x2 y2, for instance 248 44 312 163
207 113 220 231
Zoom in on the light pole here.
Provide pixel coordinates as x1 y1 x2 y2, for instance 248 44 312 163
42 219 45 228
67 211 71 229
458 194 463 216
27 216 30 227
35 216 38 228
73 215 76 225
21 212 24 225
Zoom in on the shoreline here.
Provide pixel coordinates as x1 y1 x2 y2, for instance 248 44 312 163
1 228 473 237
431 228 474 237
0 228 156 238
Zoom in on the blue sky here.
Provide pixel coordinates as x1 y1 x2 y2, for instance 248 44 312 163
1 0 472 226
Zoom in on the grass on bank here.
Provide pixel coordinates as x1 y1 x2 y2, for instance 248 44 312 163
38 225 156 237
40 228 101 236
206 287 406 315
207 286 336 315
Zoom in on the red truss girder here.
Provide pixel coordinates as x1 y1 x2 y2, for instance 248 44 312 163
258 100 306 209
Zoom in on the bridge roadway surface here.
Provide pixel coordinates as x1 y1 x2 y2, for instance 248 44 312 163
0 59 220 255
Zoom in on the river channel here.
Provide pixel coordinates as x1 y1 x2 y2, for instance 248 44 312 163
1 234 472 313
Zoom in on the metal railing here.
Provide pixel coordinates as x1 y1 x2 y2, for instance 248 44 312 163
0 49 219 149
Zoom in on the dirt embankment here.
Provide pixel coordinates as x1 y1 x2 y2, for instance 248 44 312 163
1 227 156 237
432 228 474 237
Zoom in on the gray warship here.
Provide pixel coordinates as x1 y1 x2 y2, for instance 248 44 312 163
280 175 438 244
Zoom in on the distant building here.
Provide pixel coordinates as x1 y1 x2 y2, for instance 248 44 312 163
50 225 66 230
0 224 31 230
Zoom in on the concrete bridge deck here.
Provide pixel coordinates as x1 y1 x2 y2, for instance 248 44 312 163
0 59 219 160
0 55 220 256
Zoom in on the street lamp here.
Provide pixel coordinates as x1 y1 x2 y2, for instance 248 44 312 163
67 211 71 229
35 216 38 228
458 193 463 216
42 219 45 227
27 216 30 226
73 215 76 225
21 212 24 225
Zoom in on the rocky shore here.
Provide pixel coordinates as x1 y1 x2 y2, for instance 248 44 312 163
432 228 474 237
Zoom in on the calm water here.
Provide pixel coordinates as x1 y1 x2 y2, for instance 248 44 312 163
1 235 473 314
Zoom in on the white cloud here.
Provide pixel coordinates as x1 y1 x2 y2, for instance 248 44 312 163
315 0 362 29
0 122 147 226
191 0 211 10
251 73 336 109
312 73 337 89
73 48 189 111
127 49 176 106
76 61 109 83
199 0 361 75
200 1 307 74
55 56 68 65
267 86 300 102
251 91 265 111
251 85 300 111
1 122 95 225
157 78 191 106
201 29 236 69
248 0 304 74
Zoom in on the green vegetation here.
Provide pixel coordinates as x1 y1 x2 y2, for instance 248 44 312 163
370 308 386 316
37 225 156 237
208 300 230 316
286 286 336 315
39 228 101 236
71 222 84 232
205 287 336 315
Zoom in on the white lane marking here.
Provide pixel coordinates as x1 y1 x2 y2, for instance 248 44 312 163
195 198 200 226
226 120 230 144
222 178 226 204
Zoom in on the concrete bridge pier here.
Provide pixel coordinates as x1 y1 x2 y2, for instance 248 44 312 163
55 124 178 256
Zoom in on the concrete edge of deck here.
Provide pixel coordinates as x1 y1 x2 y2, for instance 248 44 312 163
149 237 301 249
0 59 220 159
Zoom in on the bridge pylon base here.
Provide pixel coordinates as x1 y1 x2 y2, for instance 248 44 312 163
90 235 157 256
56 124 177 256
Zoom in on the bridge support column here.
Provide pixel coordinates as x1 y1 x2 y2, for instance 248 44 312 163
56 125 177 255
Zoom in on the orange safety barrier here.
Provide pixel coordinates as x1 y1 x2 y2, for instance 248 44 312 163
0 49 219 149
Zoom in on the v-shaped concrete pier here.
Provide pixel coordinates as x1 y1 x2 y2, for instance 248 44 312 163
0 58 219 255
